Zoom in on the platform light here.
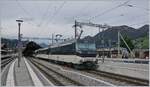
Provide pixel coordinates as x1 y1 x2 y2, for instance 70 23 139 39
16 19 23 67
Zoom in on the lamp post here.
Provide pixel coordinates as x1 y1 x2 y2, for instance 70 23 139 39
16 19 23 67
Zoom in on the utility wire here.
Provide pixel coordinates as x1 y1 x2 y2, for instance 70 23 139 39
107 14 147 24
88 0 131 21
0 6 2 36
38 2 52 27
36 2 53 39
72 2 91 20
127 4 150 12
39 1 66 38
16 0 38 27
37 1 66 39
15 0 50 39
16 0 32 18
43 1 67 27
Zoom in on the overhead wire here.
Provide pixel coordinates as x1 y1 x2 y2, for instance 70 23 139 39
16 0 51 39
39 1 67 39
15 0 39 27
127 4 150 12
38 2 52 27
61 0 132 38
71 2 91 21
85 0 148 28
14 0 148 40
34 1 67 39
88 0 131 21
35 2 53 40
43 1 67 27
0 5 2 36
107 13 148 25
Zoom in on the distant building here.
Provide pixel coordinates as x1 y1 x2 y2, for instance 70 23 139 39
133 49 149 59
1 43 7 49
96 47 129 58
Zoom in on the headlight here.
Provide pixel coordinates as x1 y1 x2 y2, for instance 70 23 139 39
79 59 84 63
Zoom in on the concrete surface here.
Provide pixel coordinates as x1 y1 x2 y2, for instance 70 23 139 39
6 59 17 86
24 58 43 86
98 60 149 80
14 58 34 86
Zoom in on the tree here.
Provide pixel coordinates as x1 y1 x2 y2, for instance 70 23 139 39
23 41 41 57
120 35 134 52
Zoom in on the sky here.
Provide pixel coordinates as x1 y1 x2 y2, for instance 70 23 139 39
0 0 149 43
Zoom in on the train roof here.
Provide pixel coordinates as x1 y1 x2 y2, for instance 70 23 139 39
35 47 49 52
35 38 96 52
50 39 76 48
35 39 76 52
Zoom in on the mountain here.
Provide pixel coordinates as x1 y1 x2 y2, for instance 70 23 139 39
80 35 94 43
94 25 135 41
1 38 29 49
39 43 49 47
82 25 149 48
133 34 149 49
23 41 41 56
136 25 149 38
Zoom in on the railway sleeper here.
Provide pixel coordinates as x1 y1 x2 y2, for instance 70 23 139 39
29 58 84 86
91 70 149 86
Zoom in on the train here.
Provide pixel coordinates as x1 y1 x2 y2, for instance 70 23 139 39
34 39 99 69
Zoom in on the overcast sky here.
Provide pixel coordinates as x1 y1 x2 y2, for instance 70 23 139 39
0 0 149 41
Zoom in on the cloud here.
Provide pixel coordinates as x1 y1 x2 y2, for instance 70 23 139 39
1 0 149 39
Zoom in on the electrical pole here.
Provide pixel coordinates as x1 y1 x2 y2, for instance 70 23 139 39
48 35 51 59
74 20 77 39
109 39 112 58
102 28 105 63
16 19 23 67
120 32 134 58
118 30 120 58
0 9 1 52
52 33 54 45
73 20 111 63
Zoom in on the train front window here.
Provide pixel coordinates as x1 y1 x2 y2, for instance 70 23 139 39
76 43 96 51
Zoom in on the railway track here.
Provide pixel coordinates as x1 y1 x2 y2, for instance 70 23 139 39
28 58 84 86
88 70 149 86
82 70 149 86
59 65 149 86
30 57 149 86
1 57 15 70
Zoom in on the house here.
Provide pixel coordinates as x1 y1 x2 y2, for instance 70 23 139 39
96 47 129 58
133 49 149 59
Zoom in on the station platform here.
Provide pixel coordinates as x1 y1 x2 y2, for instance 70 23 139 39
1 57 52 86
98 58 149 80
1 57 149 86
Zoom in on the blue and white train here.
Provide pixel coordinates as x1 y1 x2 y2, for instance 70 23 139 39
34 39 99 69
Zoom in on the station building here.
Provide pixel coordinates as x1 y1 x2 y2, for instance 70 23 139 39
96 47 129 58
96 47 149 59
132 49 149 59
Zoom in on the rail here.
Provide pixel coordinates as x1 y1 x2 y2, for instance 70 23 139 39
97 58 149 64
85 70 149 86
28 58 84 86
